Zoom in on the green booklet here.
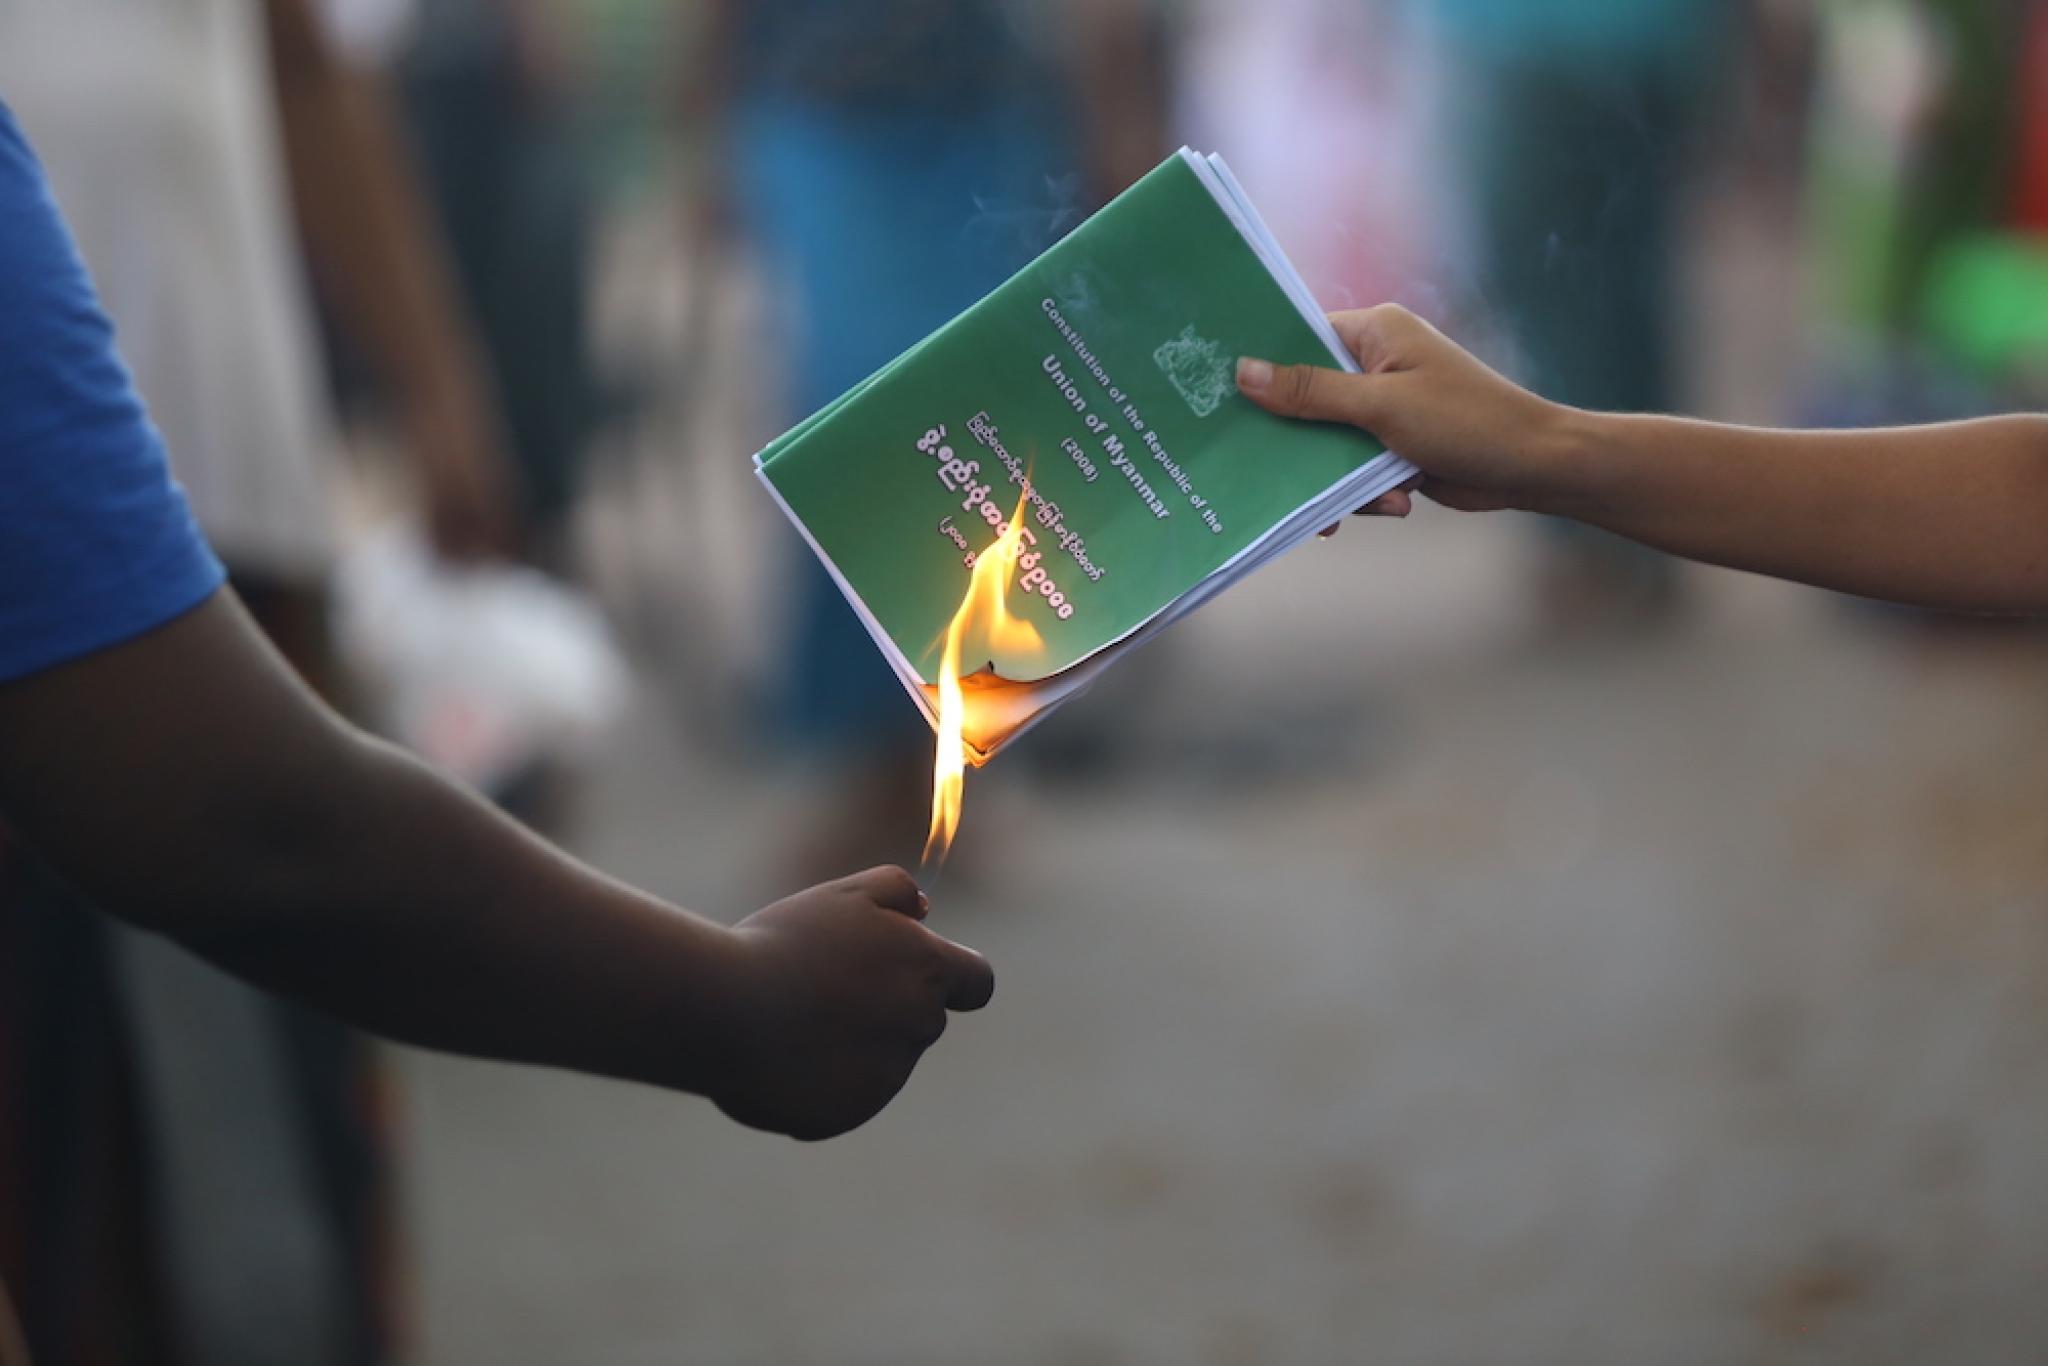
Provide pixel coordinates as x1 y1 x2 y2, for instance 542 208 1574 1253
756 148 1415 762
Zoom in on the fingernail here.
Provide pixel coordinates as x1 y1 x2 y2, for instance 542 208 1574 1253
1236 357 1274 392
917 890 931 914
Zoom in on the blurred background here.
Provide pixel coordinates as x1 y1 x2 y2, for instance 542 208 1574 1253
12 0 2048 1362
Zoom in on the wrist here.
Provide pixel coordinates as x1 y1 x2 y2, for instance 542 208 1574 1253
1519 403 1619 520
618 913 759 1101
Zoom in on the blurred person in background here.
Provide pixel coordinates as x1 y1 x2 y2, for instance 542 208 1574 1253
1179 0 1445 321
1421 0 1734 632
389 0 604 566
683 0 1170 880
0 1 520 1359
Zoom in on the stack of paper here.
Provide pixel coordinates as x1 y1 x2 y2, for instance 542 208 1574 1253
756 148 1416 761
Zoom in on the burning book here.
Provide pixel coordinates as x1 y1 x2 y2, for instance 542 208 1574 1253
755 149 1415 847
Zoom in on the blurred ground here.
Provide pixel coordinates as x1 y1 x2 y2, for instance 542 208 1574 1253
391 179 2048 1365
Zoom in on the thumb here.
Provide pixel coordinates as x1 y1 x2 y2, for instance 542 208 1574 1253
929 931 996 1011
1236 356 1381 429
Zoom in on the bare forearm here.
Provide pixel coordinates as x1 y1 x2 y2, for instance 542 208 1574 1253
0 595 740 1097
179 728 743 1095
2 591 995 1140
1540 410 2048 613
267 0 487 409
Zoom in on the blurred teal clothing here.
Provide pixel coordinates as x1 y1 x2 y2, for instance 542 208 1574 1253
732 0 1074 749
1421 0 1718 70
739 95 1071 745
738 104 1072 415
737 0 1033 109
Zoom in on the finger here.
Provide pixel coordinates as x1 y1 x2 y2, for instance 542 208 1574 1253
1351 471 1422 520
1317 522 1342 540
1327 303 1422 370
846 865 928 920
930 934 995 1011
1236 356 1381 428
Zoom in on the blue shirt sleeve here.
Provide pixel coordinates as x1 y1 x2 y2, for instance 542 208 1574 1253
0 102 224 683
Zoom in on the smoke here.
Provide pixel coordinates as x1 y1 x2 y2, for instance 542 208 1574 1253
960 171 1088 267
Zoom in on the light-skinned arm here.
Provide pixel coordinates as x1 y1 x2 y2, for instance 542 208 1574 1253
0 590 993 1141
1237 305 2048 615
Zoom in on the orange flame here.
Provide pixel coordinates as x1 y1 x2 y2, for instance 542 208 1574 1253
924 492 1042 865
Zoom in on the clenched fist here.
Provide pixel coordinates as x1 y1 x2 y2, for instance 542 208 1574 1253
707 866 995 1141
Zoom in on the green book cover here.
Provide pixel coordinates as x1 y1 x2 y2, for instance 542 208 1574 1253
757 149 1413 760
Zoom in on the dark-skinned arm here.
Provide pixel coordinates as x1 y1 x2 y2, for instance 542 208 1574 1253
0 590 993 1139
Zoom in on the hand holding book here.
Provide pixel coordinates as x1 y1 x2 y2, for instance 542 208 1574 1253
1239 304 2048 616
757 149 1416 763
757 146 2048 872
1236 303 1570 521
